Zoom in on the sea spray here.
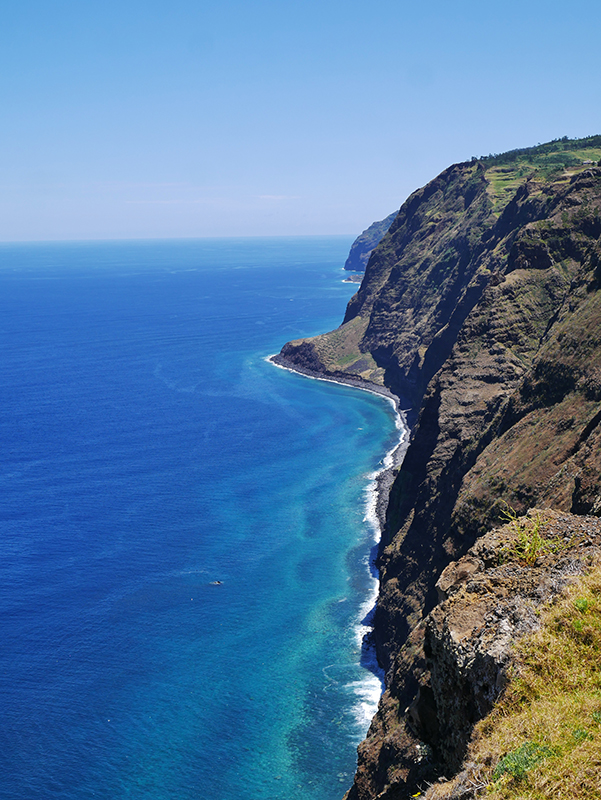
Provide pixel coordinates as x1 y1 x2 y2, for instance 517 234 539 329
353 397 409 729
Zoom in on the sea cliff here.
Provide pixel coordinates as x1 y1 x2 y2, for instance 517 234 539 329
274 136 601 797
343 212 398 273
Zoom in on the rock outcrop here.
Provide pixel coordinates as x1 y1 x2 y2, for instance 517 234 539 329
274 136 601 798
350 510 601 799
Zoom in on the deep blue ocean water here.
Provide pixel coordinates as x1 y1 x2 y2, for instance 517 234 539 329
0 238 401 800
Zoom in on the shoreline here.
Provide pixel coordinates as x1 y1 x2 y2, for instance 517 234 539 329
267 351 411 709
267 353 410 532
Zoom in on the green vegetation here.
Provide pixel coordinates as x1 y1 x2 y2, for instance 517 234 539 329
460 566 601 798
498 507 564 566
478 135 601 167
492 742 555 783
479 135 601 214
307 316 385 383
485 166 533 213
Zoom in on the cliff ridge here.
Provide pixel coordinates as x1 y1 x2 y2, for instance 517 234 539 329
274 136 601 798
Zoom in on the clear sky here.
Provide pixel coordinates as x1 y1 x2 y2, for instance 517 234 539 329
3 0 601 241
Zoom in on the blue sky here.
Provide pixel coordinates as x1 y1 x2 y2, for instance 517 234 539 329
3 0 601 240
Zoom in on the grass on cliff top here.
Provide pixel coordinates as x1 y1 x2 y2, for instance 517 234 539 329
480 134 601 167
482 136 601 214
429 564 601 799
310 315 386 383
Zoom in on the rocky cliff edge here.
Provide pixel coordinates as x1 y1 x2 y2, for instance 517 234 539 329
274 137 601 798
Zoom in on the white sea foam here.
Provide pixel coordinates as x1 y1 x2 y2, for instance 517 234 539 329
358 403 408 620
348 672 385 735
348 413 409 734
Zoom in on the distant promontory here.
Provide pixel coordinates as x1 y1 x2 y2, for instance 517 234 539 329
343 211 398 272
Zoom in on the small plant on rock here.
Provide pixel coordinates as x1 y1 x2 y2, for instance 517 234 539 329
574 597 591 613
498 505 560 566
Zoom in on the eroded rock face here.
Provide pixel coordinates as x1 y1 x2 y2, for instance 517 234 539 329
279 161 497 399
276 147 601 799
374 168 601 686
344 212 398 272
347 512 601 800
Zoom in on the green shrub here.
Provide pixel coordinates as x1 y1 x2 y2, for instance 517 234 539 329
498 507 562 566
492 742 554 782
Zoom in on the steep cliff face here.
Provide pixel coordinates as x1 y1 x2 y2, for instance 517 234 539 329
354 510 601 799
377 166 601 667
274 137 601 798
344 212 398 272
276 160 499 396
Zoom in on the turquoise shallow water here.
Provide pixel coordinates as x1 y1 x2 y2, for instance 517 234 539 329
0 237 401 800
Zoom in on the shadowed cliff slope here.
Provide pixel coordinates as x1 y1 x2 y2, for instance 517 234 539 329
274 136 601 798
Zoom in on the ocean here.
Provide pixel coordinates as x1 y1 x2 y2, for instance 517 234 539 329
0 237 402 800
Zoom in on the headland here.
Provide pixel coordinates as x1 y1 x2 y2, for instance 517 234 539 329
274 135 601 798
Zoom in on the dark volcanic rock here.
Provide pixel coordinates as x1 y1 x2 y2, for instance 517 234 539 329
344 212 398 272
346 511 601 800
274 140 601 799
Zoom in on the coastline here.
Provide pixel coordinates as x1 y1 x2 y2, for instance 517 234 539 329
268 352 410 535
267 351 411 713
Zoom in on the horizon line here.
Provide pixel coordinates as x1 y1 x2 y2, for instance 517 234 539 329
0 232 358 246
